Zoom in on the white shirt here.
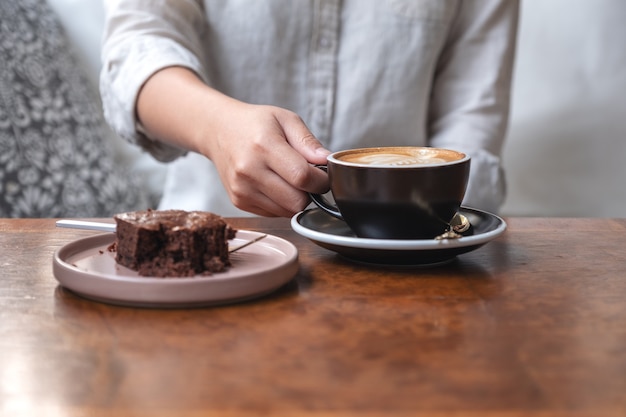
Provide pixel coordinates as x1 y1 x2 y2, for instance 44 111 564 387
101 0 519 216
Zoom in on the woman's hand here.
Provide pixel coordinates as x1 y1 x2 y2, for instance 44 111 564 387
137 66 330 217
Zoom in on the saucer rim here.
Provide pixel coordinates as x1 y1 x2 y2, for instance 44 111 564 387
290 206 506 251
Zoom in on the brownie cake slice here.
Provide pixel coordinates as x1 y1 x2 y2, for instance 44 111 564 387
111 209 237 277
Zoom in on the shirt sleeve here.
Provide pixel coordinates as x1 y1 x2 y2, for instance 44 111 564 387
99 0 209 162
428 0 519 213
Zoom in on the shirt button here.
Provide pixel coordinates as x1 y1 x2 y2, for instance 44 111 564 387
319 37 331 49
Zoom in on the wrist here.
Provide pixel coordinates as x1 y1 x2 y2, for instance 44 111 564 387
136 66 236 156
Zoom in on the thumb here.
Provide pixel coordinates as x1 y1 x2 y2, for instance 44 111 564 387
277 111 331 164
293 132 332 165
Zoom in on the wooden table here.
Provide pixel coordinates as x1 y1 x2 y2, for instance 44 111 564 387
1 216 625 417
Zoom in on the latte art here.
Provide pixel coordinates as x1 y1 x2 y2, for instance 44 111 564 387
336 148 464 166
352 153 448 166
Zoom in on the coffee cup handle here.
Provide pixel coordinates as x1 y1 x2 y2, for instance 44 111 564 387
308 165 344 220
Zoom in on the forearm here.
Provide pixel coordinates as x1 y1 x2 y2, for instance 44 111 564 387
136 66 239 158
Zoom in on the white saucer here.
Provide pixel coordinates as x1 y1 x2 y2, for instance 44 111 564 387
53 230 298 308
291 207 506 265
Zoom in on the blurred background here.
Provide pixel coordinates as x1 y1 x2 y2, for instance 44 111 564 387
44 0 626 217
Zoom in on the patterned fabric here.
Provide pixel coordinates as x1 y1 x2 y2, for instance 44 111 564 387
0 0 149 218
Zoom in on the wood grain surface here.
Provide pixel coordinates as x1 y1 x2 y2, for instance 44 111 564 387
1 217 625 416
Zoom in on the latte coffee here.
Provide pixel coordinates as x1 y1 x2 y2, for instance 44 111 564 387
309 146 471 239
335 147 464 167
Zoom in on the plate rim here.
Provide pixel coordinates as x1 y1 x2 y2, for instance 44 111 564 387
52 230 299 307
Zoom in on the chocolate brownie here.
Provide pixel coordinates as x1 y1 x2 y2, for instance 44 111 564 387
111 209 237 277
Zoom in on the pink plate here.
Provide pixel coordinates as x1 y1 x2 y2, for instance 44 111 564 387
53 231 298 308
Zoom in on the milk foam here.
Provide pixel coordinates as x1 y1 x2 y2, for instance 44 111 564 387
360 153 445 166
346 152 448 166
